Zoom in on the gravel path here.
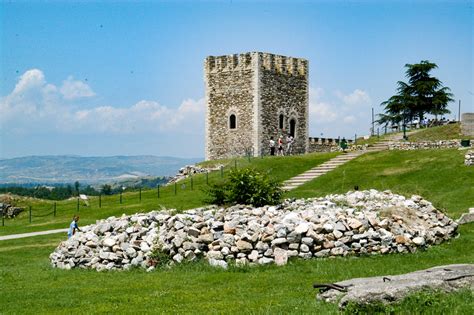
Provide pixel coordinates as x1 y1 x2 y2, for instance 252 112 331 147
0 228 68 241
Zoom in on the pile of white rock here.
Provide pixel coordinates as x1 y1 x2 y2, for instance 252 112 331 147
465 150 474 166
50 190 458 271
389 140 461 150
167 164 222 184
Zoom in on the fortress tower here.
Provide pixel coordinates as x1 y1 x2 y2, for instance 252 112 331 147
204 52 309 160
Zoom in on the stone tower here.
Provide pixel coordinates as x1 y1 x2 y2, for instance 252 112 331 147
204 52 309 160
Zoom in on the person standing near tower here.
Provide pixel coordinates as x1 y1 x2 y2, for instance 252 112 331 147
277 136 284 156
269 136 276 156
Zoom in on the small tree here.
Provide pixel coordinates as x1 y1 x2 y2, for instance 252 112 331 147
74 181 80 196
101 184 112 195
205 168 282 207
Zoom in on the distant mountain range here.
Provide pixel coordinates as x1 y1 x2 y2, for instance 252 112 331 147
0 155 202 185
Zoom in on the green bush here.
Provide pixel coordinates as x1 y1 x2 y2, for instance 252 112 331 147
205 168 282 207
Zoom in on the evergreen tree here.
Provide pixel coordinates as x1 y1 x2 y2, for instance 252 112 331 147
380 61 454 125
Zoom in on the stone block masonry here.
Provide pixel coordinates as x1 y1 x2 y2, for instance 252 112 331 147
205 52 308 160
461 113 474 137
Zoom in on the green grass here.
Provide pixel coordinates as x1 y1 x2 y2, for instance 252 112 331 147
1 223 472 314
1 149 473 313
0 152 338 236
408 123 473 142
288 149 474 218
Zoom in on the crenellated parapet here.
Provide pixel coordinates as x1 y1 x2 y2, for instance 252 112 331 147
205 52 308 76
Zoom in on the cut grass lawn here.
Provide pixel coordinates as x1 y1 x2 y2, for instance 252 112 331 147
1 149 473 313
408 123 473 142
288 149 474 218
1 224 472 314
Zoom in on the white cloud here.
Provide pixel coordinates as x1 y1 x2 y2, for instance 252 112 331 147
343 115 356 123
336 89 371 106
0 69 205 136
60 76 95 100
309 87 338 123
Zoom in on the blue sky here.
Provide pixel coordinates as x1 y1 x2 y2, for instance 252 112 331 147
1 0 472 159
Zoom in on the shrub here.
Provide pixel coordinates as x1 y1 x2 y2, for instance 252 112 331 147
205 168 282 207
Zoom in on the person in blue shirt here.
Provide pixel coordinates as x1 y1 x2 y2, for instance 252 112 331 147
68 215 81 239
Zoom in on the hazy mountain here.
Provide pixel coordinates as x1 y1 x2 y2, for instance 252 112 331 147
0 155 202 185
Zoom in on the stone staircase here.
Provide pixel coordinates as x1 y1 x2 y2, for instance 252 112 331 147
281 138 395 191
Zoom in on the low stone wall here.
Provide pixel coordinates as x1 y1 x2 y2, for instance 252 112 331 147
167 164 222 184
308 137 365 153
50 190 457 271
465 150 474 166
388 140 467 150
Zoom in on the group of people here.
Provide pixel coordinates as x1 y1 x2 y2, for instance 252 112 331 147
269 134 294 156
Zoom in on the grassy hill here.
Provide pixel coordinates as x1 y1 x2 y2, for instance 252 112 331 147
408 123 473 142
1 149 473 313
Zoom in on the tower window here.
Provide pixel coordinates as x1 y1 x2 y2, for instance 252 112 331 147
290 119 296 137
279 114 284 129
229 114 236 129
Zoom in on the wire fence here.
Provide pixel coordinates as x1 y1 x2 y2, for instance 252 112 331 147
0 158 255 227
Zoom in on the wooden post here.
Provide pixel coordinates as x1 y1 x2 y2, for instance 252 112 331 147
54 202 56 217
174 182 177 195
157 185 160 198
234 160 237 169
29 206 32 223
2 211 4 226
206 171 209 185
220 166 224 178
99 194 102 208
77 198 79 212
191 176 193 190
120 191 122 204
139 188 142 202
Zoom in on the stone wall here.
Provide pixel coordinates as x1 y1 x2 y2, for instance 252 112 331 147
260 54 308 154
307 137 362 153
205 53 255 160
205 52 308 160
388 140 469 150
461 113 474 137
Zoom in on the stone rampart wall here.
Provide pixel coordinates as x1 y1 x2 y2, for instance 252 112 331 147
388 140 471 150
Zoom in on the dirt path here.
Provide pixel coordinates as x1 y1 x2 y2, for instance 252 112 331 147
0 228 67 241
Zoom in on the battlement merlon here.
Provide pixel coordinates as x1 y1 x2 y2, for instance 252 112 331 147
204 52 308 76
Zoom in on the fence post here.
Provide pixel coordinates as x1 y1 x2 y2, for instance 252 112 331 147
120 191 122 204
354 134 357 144
220 166 224 178
139 188 142 202
99 194 102 208
191 176 193 190
174 182 177 195
77 198 79 212
54 202 56 217
29 206 32 223
2 211 4 226
234 160 237 169
157 185 160 198
206 171 209 185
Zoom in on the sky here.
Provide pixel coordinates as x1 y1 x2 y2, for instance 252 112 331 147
1 0 472 159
